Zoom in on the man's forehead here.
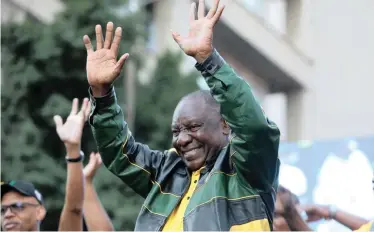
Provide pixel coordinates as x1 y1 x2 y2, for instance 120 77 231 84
172 115 202 127
2 191 36 204
173 98 207 120
177 96 203 109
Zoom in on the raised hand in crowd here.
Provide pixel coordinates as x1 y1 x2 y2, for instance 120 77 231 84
83 22 129 97
83 152 114 231
171 0 225 63
54 98 90 231
83 152 102 182
54 98 90 153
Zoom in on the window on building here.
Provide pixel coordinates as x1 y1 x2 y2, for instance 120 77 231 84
266 0 287 34
145 3 156 51
240 0 288 35
240 0 265 18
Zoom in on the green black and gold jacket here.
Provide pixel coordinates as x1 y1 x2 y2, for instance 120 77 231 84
89 50 280 231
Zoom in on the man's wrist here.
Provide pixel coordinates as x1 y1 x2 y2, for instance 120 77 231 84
194 50 213 64
84 178 94 184
65 144 81 158
66 151 84 163
88 85 117 115
195 49 225 75
91 84 112 97
327 205 337 219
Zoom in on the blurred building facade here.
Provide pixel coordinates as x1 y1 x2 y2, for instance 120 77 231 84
3 0 374 142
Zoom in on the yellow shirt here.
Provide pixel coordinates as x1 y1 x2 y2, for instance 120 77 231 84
355 221 374 232
162 167 204 231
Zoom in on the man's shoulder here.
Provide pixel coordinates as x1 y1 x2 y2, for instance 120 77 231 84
163 148 182 163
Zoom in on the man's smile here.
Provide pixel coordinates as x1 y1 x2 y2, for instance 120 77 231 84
182 147 203 161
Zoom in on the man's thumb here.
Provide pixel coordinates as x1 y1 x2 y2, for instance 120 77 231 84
171 30 182 45
114 53 129 75
53 115 63 129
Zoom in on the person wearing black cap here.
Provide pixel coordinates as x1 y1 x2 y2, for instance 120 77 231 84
1 180 46 231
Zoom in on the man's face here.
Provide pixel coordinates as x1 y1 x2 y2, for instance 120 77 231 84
172 97 228 171
1 191 45 231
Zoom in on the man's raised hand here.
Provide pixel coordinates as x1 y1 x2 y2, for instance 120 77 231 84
171 0 225 63
83 152 103 183
54 98 91 152
83 22 129 97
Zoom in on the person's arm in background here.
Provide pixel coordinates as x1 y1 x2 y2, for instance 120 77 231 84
302 204 369 230
83 152 114 231
283 208 312 231
54 98 91 231
278 186 312 231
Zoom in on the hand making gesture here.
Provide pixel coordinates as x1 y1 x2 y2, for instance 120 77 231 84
172 0 225 63
54 98 90 154
83 22 129 97
83 152 102 183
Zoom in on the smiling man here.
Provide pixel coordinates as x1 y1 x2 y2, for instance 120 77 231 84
170 90 228 171
84 0 280 230
1 181 46 231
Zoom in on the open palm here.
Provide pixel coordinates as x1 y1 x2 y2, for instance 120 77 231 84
172 0 225 63
54 98 90 146
83 22 129 90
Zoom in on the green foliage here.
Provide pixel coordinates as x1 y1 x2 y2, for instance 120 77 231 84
1 0 199 230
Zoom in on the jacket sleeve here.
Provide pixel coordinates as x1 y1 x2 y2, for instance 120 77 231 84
88 87 167 198
195 50 281 191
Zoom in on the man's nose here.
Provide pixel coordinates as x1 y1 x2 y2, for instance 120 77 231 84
177 131 192 147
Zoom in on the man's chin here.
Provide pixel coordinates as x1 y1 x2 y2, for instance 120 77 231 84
185 160 204 171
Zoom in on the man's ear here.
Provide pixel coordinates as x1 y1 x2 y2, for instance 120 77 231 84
36 205 46 221
221 119 230 135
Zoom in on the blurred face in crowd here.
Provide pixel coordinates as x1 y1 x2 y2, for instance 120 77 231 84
1 191 45 231
172 93 229 171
